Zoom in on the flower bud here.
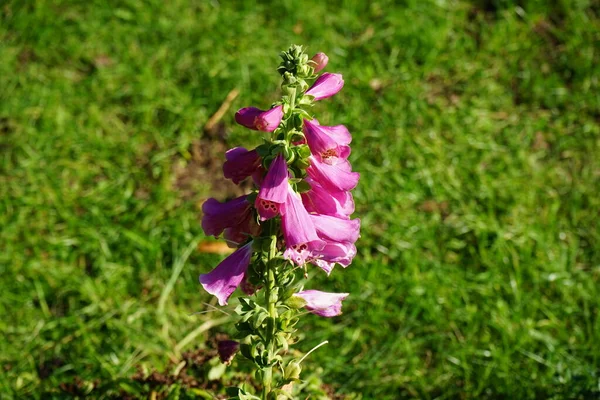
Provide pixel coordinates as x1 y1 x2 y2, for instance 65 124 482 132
310 52 329 73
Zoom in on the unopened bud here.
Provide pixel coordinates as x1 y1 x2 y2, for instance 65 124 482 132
310 52 329 73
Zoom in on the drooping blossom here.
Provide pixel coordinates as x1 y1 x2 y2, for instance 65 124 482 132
311 242 357 274
199 242 253 306
223 147 261 185
281 185 325 265
309 214 360 273
255 154 288 220
218 340 240 364
202 195 252 238
235 105 284 132
294 290 349 317
310 52 329 73
303 119 351 165
307 155 359 192
305 73 344 101
310 214 361 244
301 177 354 219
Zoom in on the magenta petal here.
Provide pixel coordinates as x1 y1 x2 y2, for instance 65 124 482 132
202 196 251 237
310 214 361 244
256 154 289 220
311 52 329 73
255 105 283 132
315 242 357 268
303 119 351 165
306 73 344 101
302 178 355 218
307 156 359 192
199 242 253 306
294 290 349 317
223 147 261 184
281 185 325 265
235 107 262 130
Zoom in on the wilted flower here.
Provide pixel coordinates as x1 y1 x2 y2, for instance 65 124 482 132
235 105 284 132
294 290 349 317
218 340 240 364
305 73 344 101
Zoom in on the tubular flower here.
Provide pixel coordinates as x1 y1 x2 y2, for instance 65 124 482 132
199 242 253 306
255 154 289 220
235 105 284 132
294 290 349 317
223 215 260 247
311 242 357 274
303 119 351 165
305 73 344 101
310 52 329 73
307 155 359 192
301 177 354 219
310 214 361 244
281 185 325 265
202 195 252 238
223 147 261 185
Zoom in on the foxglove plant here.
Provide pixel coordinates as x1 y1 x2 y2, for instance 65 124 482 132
199 45 360 399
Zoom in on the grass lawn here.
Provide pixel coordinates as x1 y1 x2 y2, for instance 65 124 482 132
1 0 599 398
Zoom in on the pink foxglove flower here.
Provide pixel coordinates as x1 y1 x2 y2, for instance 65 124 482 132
307 156 359 192
223 147 261 185
294 290 349 317
303 119 351 165
312 242 357 274
310 52 329 73
255 154 289 220
305 73 344 101
218 340 240 364
310 214 361 244
301 177 354 219
199 242 253 306
281 185 325 265
202 195 251 238
235 105 284 132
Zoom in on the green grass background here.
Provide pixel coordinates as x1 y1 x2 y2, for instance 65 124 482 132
1 0 599 398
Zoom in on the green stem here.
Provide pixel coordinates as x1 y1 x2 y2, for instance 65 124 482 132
262 233 278 400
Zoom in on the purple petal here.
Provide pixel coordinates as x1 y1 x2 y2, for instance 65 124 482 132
223 147 261 185
256 154 289 220
202 196 251 237
235 107 262 130
199 242 253 306
294 290 349 317
255 105 283 132
306 73 344 101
